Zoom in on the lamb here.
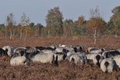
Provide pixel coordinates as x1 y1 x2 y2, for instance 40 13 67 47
100 58 117 73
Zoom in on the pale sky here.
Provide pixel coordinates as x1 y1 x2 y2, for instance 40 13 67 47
0 0 120 26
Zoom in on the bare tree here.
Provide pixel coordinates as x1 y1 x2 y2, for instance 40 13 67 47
5 13 16 40
20 12 30 40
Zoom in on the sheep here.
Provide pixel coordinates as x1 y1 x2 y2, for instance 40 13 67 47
0 48 8 56
13 47 26 56
87 47 99 53
74 45 84 52
100 58 117 73
86 53 104 67
66 51 87 64
26 46 40 53
50 44 58 49
30 51 58 65
113 55 120 69
67 51 75 56
2 46 14 57
55 47 68 53
65 53 86 65
102 50 120 58
89 48 105 54
59 44 69 48
87 47 105 54
10 54 27 66
54 52 67 62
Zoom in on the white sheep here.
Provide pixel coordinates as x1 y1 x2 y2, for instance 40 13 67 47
10 55 27 66
113 55 120 68
2 46 14 57
65 54 85 65
86 53 103 67
100 58 117 73
30 52 57 65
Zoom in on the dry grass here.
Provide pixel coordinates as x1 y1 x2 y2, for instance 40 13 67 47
0 36 120 80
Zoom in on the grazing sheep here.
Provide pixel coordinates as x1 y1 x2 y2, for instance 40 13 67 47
26 46 38 53
10 55 27 66
13 47 26 56
87 47 99 53
65 53 86 65
0 48 8 56
100 58 117 73
30 52 58 65
89 49 105 54
113 55 120 68
66 51 87 64
54 52 67 62
86 53 103 67
55 47 68 53
50 44 58 49
102 50 120 58
67 51 75 56
2 46 14 57
74 45 84 52
76 52 87 64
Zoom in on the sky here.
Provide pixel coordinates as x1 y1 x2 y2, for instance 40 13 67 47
0 0 120 26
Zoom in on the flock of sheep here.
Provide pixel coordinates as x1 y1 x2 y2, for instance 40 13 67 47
0 44 120 73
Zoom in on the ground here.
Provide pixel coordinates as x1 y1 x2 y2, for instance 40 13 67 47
0 36 120 80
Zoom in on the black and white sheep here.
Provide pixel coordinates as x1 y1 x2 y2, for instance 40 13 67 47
102 50 120 58
10 54 28 66
86 53 103 67
2 46 14 57
13 47 26 56
0 48 8 56
74 45 84 52
65 52 87 65
113 55 120 69
54 52 67 62
87 47 105 54
100 58 117 73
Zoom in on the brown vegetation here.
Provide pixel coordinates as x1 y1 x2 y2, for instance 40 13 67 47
0 36 120 80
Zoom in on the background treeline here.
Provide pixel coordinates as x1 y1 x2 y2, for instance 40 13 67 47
0 6 120 39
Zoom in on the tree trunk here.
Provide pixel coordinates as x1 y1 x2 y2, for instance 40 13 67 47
93 28 97 44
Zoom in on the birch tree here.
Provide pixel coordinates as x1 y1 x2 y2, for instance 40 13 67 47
86 7 106 44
